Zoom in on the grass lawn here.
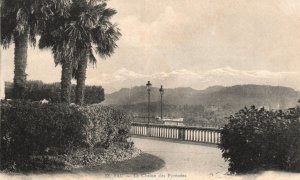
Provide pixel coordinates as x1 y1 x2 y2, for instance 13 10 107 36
0 153 165 179
74 153 165 174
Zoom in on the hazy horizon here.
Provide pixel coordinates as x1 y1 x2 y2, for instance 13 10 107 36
4 75 300 95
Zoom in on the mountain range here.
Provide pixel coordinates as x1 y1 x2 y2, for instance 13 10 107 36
103 84 300 111
86 67 300 93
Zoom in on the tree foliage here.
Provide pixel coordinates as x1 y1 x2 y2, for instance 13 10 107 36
1 0 71 48
218 106 300 173
38 0 121 104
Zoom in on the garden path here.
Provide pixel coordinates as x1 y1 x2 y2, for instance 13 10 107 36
131 136 228 179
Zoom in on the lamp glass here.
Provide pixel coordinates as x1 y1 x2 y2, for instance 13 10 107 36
159 85 164 95
146 81 152 91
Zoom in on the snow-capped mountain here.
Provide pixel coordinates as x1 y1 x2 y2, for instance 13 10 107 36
86 67 300 93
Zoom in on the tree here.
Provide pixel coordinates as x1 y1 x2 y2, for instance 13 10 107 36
1 0 71 99
39 0 120 104
74 1 120 105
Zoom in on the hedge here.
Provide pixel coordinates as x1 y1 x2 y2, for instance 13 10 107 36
5 81 104 104
218 106 300 174
0 100 134 171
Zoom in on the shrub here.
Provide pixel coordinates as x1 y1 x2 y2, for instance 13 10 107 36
5 81 105 104
76 104 133 149
0 101 88 171
218 106 300 174
0 101 133 171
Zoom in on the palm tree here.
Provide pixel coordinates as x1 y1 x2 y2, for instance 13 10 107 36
74 6 120 105
1 0 71 99
39 0 121 104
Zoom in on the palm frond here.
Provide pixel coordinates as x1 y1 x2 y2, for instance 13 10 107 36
1 0 72 48
15 8 29 34
100 8 117 21
92 23 121 58
1 14 16 48
87 47 97 65
39 0 120 73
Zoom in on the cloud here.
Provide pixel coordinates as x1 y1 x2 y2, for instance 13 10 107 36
85 67 300 93
119 6 190 49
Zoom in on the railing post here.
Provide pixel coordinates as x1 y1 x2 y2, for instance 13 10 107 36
178 127 185 140
147 124 151 136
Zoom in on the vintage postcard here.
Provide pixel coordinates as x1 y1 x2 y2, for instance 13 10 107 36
0 0 300 179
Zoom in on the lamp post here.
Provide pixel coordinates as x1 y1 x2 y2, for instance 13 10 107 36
146 81 152 125
159 85 164 121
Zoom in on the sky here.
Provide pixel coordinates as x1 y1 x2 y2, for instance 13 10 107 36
2 0 300 93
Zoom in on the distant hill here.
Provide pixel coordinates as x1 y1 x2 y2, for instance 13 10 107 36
103 84 300 110
103 86 199 105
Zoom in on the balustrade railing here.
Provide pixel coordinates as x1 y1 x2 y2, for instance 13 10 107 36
130 122 221 144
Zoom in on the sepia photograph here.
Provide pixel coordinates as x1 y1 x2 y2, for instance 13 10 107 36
0 0 300 179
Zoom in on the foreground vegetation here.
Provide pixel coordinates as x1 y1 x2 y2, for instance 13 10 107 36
0 100 138 172
219 106 300 174
5 81 105 104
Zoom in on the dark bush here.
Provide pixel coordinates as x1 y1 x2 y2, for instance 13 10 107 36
0 101 87 171
5 81 105 104
0 101 133 171
76 104 133 149
218 106 300 174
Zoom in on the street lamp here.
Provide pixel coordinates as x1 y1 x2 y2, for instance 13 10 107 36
159 85 164 121
146 81 152 124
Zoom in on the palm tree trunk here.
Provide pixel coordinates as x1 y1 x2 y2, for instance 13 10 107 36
75 57 88 105
13 30 28 99
61 59 73 103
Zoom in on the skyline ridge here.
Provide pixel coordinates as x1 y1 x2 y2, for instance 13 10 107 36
85 66 300 93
